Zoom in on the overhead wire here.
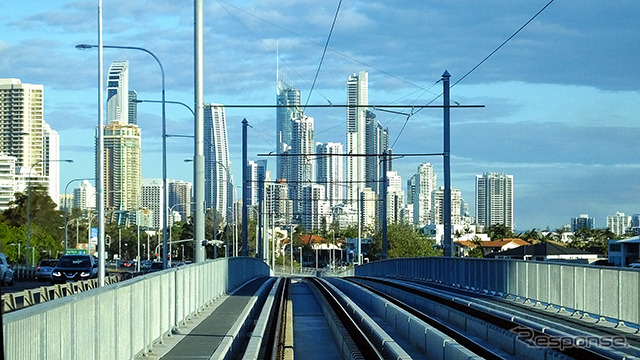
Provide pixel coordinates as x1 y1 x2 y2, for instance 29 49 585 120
391 0 557 145
304 0 343 108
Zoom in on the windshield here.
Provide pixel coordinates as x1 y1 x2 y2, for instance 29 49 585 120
57 256 91 267
40 260 58 267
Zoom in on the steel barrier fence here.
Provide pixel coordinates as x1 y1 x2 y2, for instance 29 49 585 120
2 257 270 360
355 257 640 327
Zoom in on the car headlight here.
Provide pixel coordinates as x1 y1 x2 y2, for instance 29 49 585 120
80 272 91 277
52 271 61 277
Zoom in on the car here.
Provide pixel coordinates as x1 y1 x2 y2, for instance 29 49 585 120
35 259 59 281
146 262 164 273
629 262 640 268
51 255 98 283
0 253 14 286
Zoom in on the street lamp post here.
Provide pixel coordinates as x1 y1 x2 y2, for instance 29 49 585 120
64 177 94 254
26 159 73 266
298 246 302 274
76 43 168 270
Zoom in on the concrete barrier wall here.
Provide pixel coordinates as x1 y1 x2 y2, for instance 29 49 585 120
2 257 270 360
355 257 640 327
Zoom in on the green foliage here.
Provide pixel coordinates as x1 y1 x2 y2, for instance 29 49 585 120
467 248 484 258
485 223 516 240
371 222 442 259
567 227 616 254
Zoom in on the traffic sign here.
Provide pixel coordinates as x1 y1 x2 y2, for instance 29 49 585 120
66 249 87 255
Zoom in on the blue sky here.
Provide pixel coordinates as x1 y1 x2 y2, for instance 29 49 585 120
1 0 638 231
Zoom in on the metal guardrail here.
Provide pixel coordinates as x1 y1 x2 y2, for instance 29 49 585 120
9 265 36 282
2 257 270 360
355 257 640 328
1 274 126 313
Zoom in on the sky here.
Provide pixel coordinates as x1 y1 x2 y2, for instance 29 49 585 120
0 0 638 231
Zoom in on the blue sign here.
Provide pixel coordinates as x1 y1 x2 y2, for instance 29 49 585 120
90 227 98 244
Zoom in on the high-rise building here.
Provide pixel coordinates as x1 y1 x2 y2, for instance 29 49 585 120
475 172 514 230
204 105 231 219
247 160 259 207
290 115 314 214
128 90 138 125
607 211 630 236
168 179 192 222
385 171 404 224
103 61 142 211
73 180 96 211
360 187 377 232
103 123 142 210
0 79 62 207
346 71 368 205
431 186 462 225
364 110 388 193
43 123 61 207
276 72 302 181
316 142 343 208
265 179 292 224
142 179 163 230
107 61 129 124
302 184 330 232
0 79 45 171
571 214 595 232
0 155 16 211
413 163 437 227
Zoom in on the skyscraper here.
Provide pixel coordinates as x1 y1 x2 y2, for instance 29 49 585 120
364 110 388 193
103 61 142 211
475 172 514 230
107 61 129 124
0 79 45 177
73 180 96 211
0 79 60 206
290 114 314 214
204 105 230 218
302 184 330 232
128 90 138 125
103 123 142 210
346 71 368 205
168 179 192 222
142 179 163 230
316 142 344 208
431 186 462 225
276 72 302 181
413 163 437 227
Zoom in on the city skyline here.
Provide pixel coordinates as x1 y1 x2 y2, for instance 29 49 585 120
0 1 638 230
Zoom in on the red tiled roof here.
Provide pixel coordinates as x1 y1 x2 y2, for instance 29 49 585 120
299 234 325 245
454 238 530 248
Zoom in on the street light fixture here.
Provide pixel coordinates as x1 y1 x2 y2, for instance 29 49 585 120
76 43 169 270
26 159 73 266
63 177 95 254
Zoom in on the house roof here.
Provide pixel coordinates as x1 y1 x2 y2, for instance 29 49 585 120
454 238 530 248
299 234 325 245
488 242 595 257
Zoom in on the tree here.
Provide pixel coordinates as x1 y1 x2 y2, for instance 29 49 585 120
371 222 442 259
485 223 515 240
1 185 65 242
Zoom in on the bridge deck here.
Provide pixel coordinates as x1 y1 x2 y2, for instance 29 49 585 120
144 277 268 359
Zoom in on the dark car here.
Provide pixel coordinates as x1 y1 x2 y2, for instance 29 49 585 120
51 255 98 283
36 259 59 281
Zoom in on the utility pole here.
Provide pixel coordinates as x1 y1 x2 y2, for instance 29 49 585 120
381 150 388 260
442 70 452 257
193 0 206 263
242 118 249 256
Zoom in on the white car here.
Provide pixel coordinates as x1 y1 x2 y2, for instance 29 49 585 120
0 253 15 286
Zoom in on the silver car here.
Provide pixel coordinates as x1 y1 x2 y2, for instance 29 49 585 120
36 259 59 281
0 253 14 286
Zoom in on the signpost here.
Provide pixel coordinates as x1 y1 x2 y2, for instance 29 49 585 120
66 249 87 255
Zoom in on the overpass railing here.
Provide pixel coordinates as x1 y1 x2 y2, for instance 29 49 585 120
3 257 270 360
355 257 640 328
